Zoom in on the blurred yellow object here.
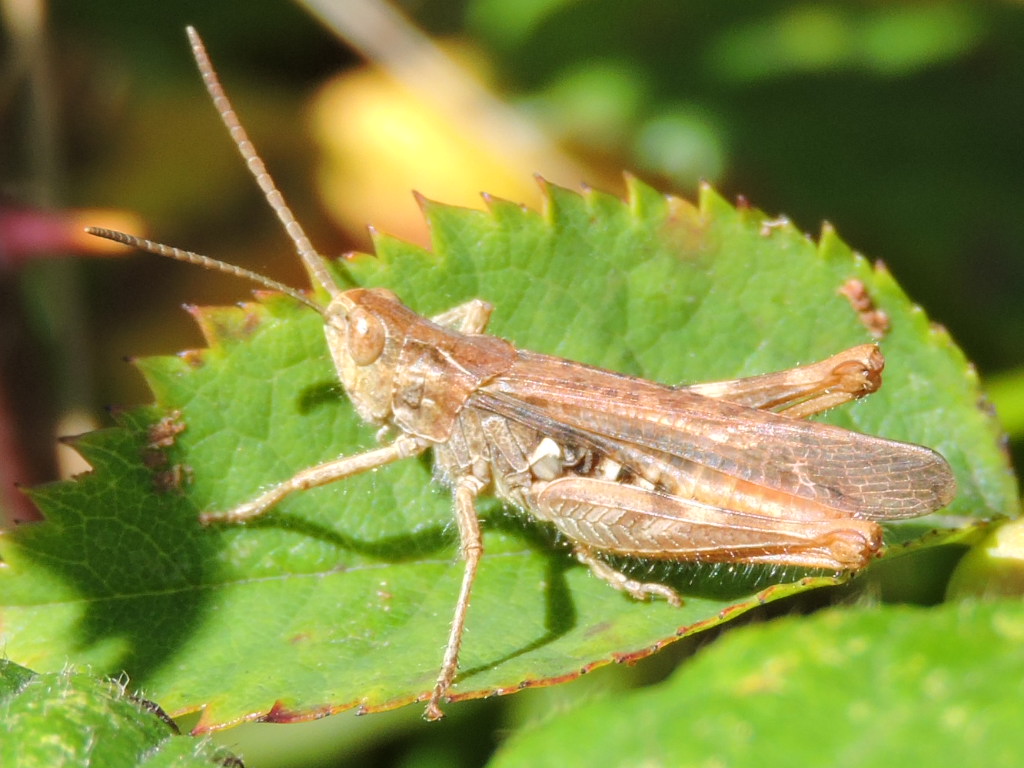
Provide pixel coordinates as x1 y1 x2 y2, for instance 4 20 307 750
310 65 545 246
947 517 1024 599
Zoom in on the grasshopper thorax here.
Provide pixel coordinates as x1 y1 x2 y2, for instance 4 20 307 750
327 286 519 444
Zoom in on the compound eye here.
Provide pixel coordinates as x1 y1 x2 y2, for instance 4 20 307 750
347 308 385 365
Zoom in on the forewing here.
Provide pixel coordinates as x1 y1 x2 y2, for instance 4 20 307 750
475 351 955 521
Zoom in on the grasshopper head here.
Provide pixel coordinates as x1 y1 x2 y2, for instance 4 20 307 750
324 287 421 427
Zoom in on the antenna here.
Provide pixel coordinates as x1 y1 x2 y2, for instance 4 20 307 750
183 26 343 301
85 227 322 312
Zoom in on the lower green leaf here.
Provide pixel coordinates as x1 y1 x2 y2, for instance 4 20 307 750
490 599 1024 768
0 661 240 768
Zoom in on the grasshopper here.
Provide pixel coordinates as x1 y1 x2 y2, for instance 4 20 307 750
88 28 956 720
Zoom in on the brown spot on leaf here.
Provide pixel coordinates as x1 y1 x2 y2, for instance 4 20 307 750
142 411 190 492
147 410 186 449
839 278 890 338
264 700 334 724
180 350 206 368
153 464 193 494
142 450 167 470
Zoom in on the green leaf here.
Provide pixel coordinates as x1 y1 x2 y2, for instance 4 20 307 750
0 180 1014 730
0 660 240 767
489 599 1024 768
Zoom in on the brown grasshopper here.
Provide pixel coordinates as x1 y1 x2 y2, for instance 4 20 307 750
87 28 956 720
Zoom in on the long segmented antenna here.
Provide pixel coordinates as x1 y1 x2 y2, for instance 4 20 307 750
85 227 323 312
184 25 343 301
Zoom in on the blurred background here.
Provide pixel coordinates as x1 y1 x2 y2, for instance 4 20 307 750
2 0 1023 764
